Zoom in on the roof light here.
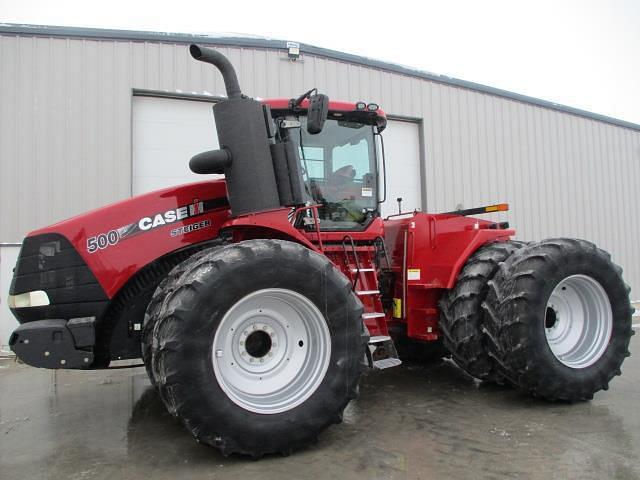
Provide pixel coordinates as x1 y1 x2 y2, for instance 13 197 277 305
367 103 379 111
355 102 366 110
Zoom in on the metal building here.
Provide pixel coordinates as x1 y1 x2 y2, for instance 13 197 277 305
1 24 639 350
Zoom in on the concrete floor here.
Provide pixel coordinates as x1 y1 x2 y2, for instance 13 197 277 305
1 335 639 480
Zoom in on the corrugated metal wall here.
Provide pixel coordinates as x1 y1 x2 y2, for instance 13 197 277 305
1 33 639 293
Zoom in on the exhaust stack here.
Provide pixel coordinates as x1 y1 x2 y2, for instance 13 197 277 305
189 45 241 100
189 44 281 216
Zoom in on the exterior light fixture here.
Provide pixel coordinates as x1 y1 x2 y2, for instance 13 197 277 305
355 102 366 110
287 42 300 60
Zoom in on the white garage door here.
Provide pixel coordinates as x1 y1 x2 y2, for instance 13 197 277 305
132 96 221 195
132 97 422 216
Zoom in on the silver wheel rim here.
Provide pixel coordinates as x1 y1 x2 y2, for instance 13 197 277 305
212 288 331 414
544 274 612 369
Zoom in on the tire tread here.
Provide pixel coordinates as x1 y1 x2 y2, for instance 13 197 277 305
439 240 524 380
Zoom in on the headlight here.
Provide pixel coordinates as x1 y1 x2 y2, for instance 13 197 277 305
7 291 50 308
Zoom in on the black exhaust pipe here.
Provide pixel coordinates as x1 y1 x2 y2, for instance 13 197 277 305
189 44 242 99
188 44 281 216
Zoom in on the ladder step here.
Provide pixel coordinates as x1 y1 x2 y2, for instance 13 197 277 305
350 267 375 272
362 312 386 319
356 290 380 296
369 335 392 344
373 358 403 370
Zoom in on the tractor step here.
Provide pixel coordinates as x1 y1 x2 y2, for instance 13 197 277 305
350 267 375 272
362 313 386 320
369 335 391 343
365 335 402 370
373 358 403 369
356 290 380 296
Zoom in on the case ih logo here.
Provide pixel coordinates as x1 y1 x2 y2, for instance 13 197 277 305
86 198 225 253
138 200 204 231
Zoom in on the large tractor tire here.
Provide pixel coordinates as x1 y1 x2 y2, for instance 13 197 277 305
149 239 367 457
141 240 226 386
439 240 524 380
483 238 634 401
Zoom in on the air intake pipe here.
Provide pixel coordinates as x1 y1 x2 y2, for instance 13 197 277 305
189 44 281 216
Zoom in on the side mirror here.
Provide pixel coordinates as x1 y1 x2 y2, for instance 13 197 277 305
307 93 329 134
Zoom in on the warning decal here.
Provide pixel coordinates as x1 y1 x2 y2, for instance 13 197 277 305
407 269 421 281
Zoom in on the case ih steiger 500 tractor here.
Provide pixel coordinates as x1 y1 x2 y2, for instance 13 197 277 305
8 45 634 457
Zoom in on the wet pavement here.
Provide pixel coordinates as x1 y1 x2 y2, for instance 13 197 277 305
1 335 639 480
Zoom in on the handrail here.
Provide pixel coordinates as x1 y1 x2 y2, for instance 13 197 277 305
384 210 418 220
374 236 391 270
342 235 362 291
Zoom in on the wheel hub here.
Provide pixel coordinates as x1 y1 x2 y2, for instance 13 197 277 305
212 288 331 414
243 329 273 359
544 274 612 369
545 307 558 329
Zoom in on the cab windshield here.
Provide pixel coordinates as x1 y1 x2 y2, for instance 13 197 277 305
294 118 378 230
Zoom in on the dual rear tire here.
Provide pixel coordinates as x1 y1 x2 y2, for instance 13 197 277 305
441 238 633 402
483 238 633 401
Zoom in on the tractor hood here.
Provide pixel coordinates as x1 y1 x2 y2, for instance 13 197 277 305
11 180 231 304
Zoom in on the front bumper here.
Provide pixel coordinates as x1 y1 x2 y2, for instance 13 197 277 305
9 317 95 369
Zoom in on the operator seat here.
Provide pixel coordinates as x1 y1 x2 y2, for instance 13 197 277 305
328 165 356 185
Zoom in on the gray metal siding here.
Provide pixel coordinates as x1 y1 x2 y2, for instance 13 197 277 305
1 33 639 294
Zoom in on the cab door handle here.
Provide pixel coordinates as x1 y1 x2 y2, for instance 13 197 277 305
429 218 437 249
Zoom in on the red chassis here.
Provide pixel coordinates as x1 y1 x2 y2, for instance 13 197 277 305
25 176 514 346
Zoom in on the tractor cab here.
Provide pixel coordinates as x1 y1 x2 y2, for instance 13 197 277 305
185 44 388 231
265 98 387 231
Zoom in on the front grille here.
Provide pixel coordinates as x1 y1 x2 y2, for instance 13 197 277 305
10 233 109 324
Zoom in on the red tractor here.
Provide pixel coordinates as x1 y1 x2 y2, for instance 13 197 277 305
8 45 633 457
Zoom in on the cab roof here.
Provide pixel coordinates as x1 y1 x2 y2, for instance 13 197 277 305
262 98 387 131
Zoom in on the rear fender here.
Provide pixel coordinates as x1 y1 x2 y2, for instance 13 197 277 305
384 212 515 341
386 212 515 290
